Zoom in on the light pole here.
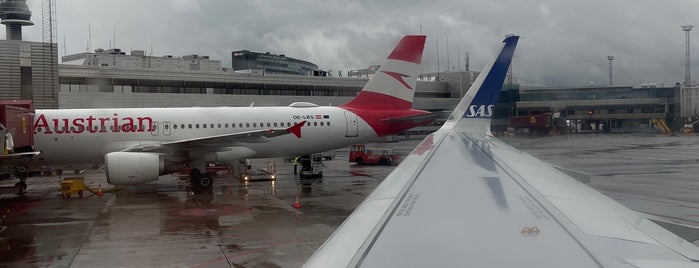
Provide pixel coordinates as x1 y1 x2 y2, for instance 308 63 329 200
607 56 614 86
683 25 693 87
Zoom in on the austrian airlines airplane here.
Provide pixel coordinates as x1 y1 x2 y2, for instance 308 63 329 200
21 35 430 191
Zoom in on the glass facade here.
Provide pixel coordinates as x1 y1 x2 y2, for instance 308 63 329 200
231 50 319 76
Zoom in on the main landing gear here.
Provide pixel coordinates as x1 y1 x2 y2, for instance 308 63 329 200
12 167 28 196
189 168 214 194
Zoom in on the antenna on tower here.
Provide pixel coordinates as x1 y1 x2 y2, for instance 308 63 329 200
41 0 57 108
458 44 463 97
465 51 469 72
446 36 450 72
436 33 440 81
88 24 92 52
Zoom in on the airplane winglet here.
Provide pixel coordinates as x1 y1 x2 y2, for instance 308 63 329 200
442 35 519 132
288 121 306 138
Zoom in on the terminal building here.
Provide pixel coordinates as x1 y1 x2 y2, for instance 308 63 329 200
514 85 680 133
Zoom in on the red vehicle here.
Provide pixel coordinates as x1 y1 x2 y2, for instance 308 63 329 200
349 144 400 165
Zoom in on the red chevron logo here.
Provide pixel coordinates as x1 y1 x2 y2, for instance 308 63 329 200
381 71 413 90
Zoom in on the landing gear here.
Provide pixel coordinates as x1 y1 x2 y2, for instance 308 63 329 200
13 167 29 196
190 168 214 194
14 181 27 196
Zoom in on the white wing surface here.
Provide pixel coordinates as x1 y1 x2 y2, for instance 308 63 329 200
304 35 699 267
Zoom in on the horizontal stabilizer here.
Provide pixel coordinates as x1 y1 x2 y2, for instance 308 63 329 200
380 111 449 125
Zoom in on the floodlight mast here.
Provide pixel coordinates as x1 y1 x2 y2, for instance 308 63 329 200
683 25 693 87
607 56 614 86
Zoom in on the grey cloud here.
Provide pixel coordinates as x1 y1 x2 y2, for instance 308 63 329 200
18 0 699 87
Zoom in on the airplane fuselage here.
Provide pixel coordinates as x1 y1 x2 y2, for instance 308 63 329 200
32 105 378 166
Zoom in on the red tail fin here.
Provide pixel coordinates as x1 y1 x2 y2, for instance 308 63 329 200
341 35 426 110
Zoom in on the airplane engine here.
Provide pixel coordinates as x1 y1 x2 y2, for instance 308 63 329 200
105 152 178 185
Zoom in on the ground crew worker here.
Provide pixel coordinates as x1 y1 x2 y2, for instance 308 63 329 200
293 156 300 174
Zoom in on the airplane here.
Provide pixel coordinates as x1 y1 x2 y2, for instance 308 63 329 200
5 35 434 194
304 35 699 267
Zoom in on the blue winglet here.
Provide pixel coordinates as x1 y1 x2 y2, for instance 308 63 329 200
462 35 519 119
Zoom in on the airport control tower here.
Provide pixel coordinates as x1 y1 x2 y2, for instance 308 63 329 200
0 0 33 41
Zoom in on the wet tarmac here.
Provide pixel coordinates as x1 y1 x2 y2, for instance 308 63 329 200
0 141 418 268
2 134 699 267
501 134 699 227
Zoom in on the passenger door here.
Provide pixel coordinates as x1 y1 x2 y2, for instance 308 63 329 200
344 111 358 137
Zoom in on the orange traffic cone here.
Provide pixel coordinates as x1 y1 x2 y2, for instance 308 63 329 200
293 195 301 209
97 184 103 197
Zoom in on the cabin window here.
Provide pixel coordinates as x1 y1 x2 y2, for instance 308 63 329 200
196 124 200 129
173 124 177 129
267 123 271 127
218 123 222 128
203 124 207 129
165 124 170 129
210 124 214 128
273 122 278 127
253 123 257 127
320 122 324 126
327 122 331 126
246 123 250 128
188 124 192 129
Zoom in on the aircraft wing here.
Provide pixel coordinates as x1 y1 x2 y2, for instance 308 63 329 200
120 121 307 153
161 120 306 148
304 36 699 267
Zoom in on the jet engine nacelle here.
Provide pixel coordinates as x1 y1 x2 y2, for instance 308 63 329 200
105 152 178 185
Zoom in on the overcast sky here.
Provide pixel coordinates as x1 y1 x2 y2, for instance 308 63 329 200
10 0 699 87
